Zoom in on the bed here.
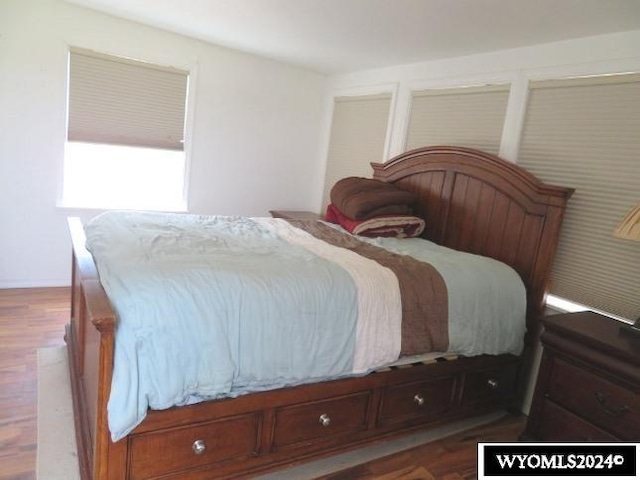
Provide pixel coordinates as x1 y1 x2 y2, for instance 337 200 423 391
66 145 573 479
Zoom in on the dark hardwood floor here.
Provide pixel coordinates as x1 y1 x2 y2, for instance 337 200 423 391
0 287 526 480
0 288 70 480
319 413 526 480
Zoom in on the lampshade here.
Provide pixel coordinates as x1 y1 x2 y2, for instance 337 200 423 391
613 203 640 241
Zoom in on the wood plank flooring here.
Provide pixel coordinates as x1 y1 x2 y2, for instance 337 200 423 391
320 414 526 480
0 288 70 480
0 287 526 480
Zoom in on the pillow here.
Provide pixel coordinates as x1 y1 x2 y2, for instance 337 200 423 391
325 203 425 238
330 177 416 220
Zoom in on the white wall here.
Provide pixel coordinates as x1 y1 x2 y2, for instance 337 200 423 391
0 0 329 287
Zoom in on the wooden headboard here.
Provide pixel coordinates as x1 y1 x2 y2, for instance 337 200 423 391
372 146 574 329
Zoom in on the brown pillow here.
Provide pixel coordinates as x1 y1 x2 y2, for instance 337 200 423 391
330 177 416 220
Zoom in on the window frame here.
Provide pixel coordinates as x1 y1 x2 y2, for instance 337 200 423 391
58 47 198 212
517 72 640 320
322 91 394 208
404 83 512 156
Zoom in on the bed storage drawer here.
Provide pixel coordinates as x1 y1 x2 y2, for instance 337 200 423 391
461 363 518 406
536 398 617 442
273 392 371 449
547 358 639 440
378 376 456 426
129 413 260 479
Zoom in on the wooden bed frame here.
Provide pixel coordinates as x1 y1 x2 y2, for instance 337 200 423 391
66 146 573 479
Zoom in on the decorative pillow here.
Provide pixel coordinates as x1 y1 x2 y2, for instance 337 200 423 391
325 203 425 238
330 177 416 220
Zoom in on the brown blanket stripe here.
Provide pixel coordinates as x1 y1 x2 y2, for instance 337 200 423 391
286 220 449 355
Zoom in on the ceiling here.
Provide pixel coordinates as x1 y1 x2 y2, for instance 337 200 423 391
66 0 640 74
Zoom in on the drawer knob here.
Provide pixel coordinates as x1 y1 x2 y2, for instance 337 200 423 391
595 392 631 418
192 439 206 455
413 394 425 406
319 413 331 427
487 378 499 389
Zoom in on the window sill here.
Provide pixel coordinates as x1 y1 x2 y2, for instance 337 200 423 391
56 200 188 213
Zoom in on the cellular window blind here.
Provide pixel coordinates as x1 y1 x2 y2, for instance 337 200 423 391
518 74 640 320
322 94 392 208
68 49 188 151
406 85 510 154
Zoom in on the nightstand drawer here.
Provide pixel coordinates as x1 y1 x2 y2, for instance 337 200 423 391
548 358 639 440
536 398 617 442
524 312 640 442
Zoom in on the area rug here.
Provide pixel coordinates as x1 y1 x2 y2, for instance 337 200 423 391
36 346 80 480
36 346 504 479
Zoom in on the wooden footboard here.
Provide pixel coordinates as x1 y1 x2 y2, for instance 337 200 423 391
66 217 126 480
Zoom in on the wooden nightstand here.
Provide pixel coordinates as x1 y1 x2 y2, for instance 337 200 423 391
269 210 322 221
523 311 640 441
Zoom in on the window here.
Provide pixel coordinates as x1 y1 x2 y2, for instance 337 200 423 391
62 48 190 211
518 73 640 320
406 84 510 154
322 94 392 209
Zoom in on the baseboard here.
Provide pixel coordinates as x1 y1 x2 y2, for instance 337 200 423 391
0 279 70 289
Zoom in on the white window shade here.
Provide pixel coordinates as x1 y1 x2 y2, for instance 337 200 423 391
68 49 188 151
322 94 392 208
518 73 640 320
406 85 510 154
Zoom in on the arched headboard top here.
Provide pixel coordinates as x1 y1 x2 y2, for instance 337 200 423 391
372 146 572 210
371 145 574 324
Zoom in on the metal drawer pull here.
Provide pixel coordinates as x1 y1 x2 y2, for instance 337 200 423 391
413 394 425 406
595 392 630 418
192 439 206 455
319 413 331 427
487 378 499 389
